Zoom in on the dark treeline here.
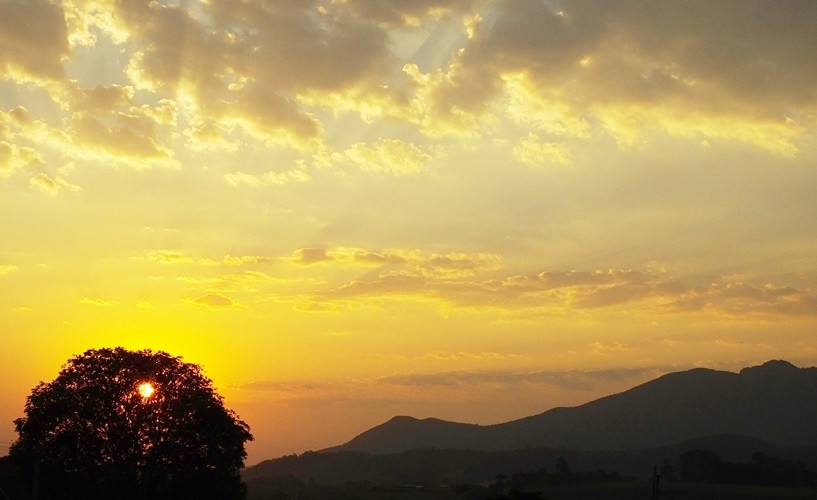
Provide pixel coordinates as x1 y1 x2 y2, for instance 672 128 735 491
243 446 817 500
245 454 627 500
675 449 817 487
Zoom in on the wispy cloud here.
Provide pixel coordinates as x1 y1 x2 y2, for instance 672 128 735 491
231 365 672 398
79 297 117 307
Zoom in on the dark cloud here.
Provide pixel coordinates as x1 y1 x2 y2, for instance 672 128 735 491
188 293 239 310
70 112 170 159
418 0 817 141
110 0 393 142
292 248 332 265
0 0 69 81
345 0 478 26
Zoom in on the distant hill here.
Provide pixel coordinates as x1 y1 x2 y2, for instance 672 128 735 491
244 434 817 490
327 360 817 454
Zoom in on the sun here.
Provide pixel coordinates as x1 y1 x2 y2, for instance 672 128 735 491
137 382 156 399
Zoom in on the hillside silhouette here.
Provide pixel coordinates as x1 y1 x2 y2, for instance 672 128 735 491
246 434 817 485
326 360 817 454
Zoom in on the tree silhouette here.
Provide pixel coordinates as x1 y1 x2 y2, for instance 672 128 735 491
555 457 570 476
10 347 253 499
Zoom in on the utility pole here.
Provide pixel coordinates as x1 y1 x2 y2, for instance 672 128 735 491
651 465 661 500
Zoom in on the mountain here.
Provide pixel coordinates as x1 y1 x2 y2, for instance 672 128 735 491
327 360 817 454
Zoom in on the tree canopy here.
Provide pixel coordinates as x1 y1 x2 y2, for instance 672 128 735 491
10 347 253 499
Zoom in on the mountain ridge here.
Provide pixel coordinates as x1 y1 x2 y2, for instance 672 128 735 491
324 360 817 454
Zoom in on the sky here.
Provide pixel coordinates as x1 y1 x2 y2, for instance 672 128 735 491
1 0 816 465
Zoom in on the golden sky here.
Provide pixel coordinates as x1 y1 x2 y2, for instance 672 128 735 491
2 0 816 464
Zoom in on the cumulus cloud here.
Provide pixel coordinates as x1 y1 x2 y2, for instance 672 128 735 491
0 133 43 178
108 0 396 146
0 0 70 83
0 142 13 174
406 0 816 151
69 111 172 161
6 0 809 184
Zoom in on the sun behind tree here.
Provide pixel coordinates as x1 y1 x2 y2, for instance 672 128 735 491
137 382 156 399
10 347 253 500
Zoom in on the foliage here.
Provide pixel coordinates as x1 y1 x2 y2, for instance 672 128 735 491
10 347 253 499
677 449 817 487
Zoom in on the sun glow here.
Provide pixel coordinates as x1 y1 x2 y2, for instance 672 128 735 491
137 382 156 399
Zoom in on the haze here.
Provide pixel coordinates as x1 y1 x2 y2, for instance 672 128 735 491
1 0 816 465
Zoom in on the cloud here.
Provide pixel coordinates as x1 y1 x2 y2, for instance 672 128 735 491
230 364 671 400
376 366 671 392
291 247 411 267
147 250 194 265
344 0 478 27
68 84 135 112
224 168 310 188
0 265 17 276
339 139 438 176
291 248 333 265
323 267 674 309
186 293 243 311
4 0 815 164
79 297 117 307
146 250 269 267
0 142 12 173
405 0 815 152
290 247 500 277
591 341 633 355
0 0 70 83
108 0 396 146
672 281 817 317
512 133 572 166
222 255 272 266
0 135 43 178
30 173 61 196
313 262 817 317
69 111 172 161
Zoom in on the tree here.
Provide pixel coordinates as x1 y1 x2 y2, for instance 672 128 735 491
677 449 723 483
10 347 253 499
